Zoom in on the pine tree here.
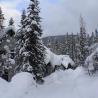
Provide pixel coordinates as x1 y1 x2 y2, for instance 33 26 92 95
90 32 95 45
79 15 88 65
95 29 98 43
66 32 70 55
75 33 80 65
9 18 14 26
20 0 45 81
70 33 75 61
0 7 4 30
15 10 27 73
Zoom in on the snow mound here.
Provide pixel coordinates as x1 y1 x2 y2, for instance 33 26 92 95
45 47 75 68
24 67 98 98
1 68 98 98
11 72 34 88
0 78 9 97
2 72 36 98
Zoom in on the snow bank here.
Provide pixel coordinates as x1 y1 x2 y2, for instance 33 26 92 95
0 78 8 96
2 72 36 98
45 47 75 68
24 67 98 98
1 68 98 98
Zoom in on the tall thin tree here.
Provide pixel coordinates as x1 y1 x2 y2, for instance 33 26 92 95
79 15 88 65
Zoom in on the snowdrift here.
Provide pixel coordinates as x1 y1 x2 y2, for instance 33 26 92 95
0 67 98 98
45 47 75 69
1 72 36 98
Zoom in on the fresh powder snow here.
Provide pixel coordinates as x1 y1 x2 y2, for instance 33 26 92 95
0 67 98 98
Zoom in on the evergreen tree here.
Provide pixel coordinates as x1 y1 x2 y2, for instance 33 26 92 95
15 10 27 73
0 7 4 30
9 18 14 26
75 33 80 65
79 15 88 65
66 32 70 55
20 0 45 81
91 32 95 45
70 33 75 61
95 29 98 43
0 7 4 32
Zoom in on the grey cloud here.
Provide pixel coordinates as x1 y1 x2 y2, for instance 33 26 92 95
1 0 98 37
39 0 98 36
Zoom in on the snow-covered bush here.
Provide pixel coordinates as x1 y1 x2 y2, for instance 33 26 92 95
85 47 98 74
45 47 76 73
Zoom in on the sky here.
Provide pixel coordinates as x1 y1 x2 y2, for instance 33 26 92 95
0 0 98 37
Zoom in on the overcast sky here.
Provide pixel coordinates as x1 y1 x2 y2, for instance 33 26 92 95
0 0 98 37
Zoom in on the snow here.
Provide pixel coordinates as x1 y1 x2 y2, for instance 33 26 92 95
45 47 75 68
1 72 36 98
19 47 25 54
89 43 98 53
1 67 98 98
85 47 98 71
6 39 10 43
4 45 10 52
8 58 15 65
31 20 37 25
34 8 39 12
5 26 16 34
27 27 32 32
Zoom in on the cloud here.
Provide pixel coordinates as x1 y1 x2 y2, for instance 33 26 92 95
0 0 29 28
39 0 98 36
0 0 21 28
0 0 98 37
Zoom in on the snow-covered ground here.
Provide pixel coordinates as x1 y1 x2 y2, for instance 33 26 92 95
0 67 98 98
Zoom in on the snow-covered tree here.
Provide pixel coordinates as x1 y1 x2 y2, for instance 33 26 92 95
66 32 70 55
79 15 88 65
0 7 4 30
0 17 16 81
95 29 98 43
0 7 5 75
15 10 27 73
90 32 95 46
20 0 46 80
70 33 75 61
9 18 14 26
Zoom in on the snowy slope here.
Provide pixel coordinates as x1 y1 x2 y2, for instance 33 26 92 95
1 67 98 98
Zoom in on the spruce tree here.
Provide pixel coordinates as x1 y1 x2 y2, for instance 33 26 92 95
95 29 98 43
79 15 88 65
9 18 14 26
66 32 70 55
0 7 4 31
20 0 45 80
75 33 80 65
70 33 75 61
90 32 95 45
15 10 27 73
